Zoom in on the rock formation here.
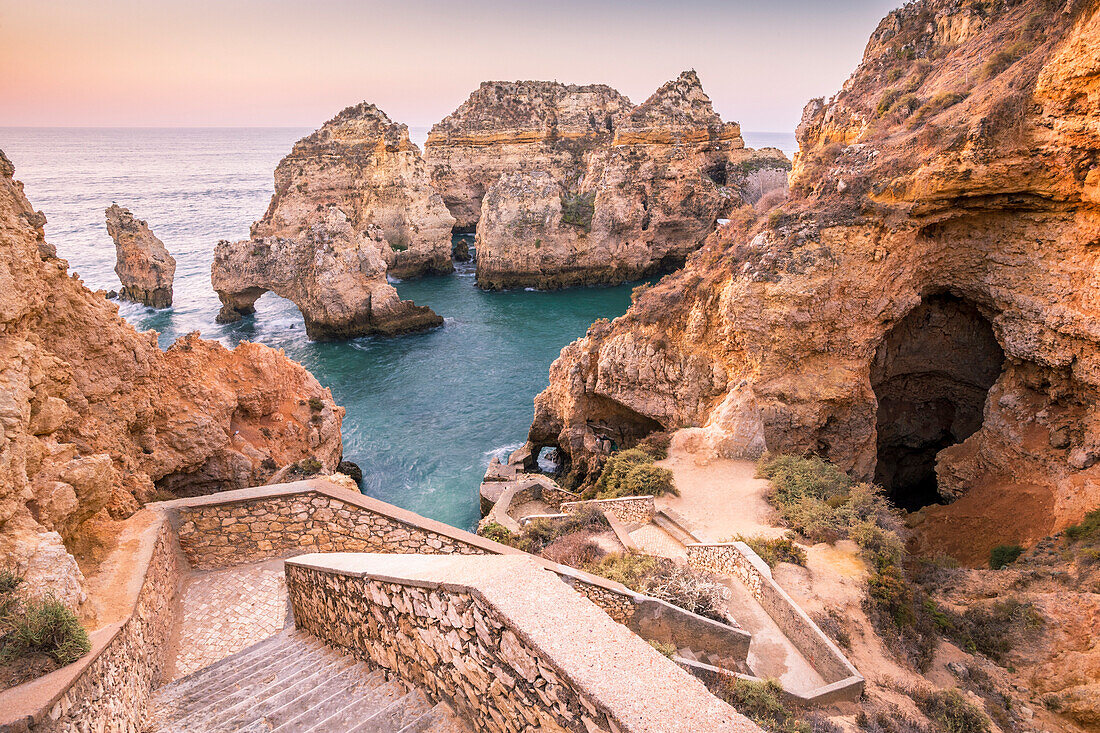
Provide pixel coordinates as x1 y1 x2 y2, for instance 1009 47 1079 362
453 72 791 289
424 81 633 230
212 103 449 339
0 149 344 608
524 0 1100 563
104 204 176 308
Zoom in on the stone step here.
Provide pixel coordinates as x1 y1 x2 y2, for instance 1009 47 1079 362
171 648 361 731
653 512 696 545
271 676 406 733
148 631 473 733
156 634 331 720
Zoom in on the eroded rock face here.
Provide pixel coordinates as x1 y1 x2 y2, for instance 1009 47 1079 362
0 150 344 606
104 204 175 308
212 103 449 339
470 71 792 289
526 0 1100 562
424 81 633 230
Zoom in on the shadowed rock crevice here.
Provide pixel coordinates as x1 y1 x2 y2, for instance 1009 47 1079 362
871 295 1005 510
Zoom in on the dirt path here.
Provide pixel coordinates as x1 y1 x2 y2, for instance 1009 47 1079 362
655 444 783 542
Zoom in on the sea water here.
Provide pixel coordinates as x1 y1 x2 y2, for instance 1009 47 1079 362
0 127 795 531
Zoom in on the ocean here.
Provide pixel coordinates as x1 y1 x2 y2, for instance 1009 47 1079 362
0 126 796 531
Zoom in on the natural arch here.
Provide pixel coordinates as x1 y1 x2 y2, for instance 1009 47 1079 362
871 294 1005 511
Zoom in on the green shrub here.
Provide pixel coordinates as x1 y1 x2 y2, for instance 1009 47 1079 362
914 91 969 121
477 507 608 557
1 595 91 666
937 598 1043 662
736 535 807 568
0 569 21 596
308 397 324 412
297 457 323 475
912 688 991 733
585 552 729 622
592 449 677 499
478 521 517 547
989 544 1023 569
560 191 596 231
1065 508 1100 542
877 89 901 117
715 677 811 733
648 640 676 658
634 431 673 460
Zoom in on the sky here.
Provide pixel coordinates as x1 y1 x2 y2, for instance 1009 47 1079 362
0 0 901 133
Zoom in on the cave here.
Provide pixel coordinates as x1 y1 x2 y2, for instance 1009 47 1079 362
871 294 1005 511
704 164 728 186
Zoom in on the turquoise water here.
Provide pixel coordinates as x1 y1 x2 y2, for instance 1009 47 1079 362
0 127 640 530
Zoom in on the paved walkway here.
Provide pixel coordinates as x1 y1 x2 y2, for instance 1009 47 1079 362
169 558 290 680
629 524 687 561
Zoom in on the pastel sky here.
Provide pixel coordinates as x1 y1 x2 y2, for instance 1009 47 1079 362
0 0 900 132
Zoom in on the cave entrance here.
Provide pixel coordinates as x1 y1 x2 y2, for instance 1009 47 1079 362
704 164 728 186
871 294 1004 511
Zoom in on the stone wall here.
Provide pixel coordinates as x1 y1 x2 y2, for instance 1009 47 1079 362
2 517 181 733
284 553 759 733
176 489 486 568
686 542 863 703
560 495 656 525
165 481 749 671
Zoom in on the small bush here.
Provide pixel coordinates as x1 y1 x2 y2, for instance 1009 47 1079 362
648 640 676 658
1 595 91 666
989 544 1023 569
877 89 902 117
560 191 596 231
477 507 608 557
736 535 807 568
912 688 991 733
540 533 607 568
634 431 672 460
1065 508 1100 542
937 598 1042 662
478 521 517 547
715 677 813 733
585 552 729 622
592 449 677 500
0 569 21 596
297 457 323 475
308 397 324 412
913 91 969 122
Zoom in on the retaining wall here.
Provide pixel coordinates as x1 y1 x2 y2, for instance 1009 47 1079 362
161 480 750 666
0 515 181 732
560 496 656 525
686 542 863 704
284 553 759 733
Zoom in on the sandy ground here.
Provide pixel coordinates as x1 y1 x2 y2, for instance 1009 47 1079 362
655 444 784 542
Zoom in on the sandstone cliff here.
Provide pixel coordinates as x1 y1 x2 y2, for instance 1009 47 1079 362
525 0 1100 562
212 103 449 339
0 150 344 608
424 81 633 230
471 71 792 289
104 204 175 308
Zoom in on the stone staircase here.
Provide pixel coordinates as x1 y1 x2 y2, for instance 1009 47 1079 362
147 629 470 733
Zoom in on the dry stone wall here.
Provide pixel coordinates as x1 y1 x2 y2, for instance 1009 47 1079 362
686 542 862 702
10 520 180 733
285 554 758 733
561 496 656 525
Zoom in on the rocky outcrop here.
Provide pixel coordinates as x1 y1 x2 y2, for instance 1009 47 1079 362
0 149 344 607
104 204 175 308
212 103 449 339
469 72 791 289
424 81 633 230
525 0 1100 561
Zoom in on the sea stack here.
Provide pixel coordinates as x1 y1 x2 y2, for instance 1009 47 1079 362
424 81 633 230
104 203 176 308
211 103 448 339
432 72 791 290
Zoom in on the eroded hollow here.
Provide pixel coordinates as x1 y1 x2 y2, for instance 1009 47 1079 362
871 294 1005 511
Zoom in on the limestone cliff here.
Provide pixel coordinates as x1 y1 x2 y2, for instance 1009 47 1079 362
212 103 449 339
424 81 633 230
104 204 175 308
472 71 792 290
0 150 344 608
526 0 1100 563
